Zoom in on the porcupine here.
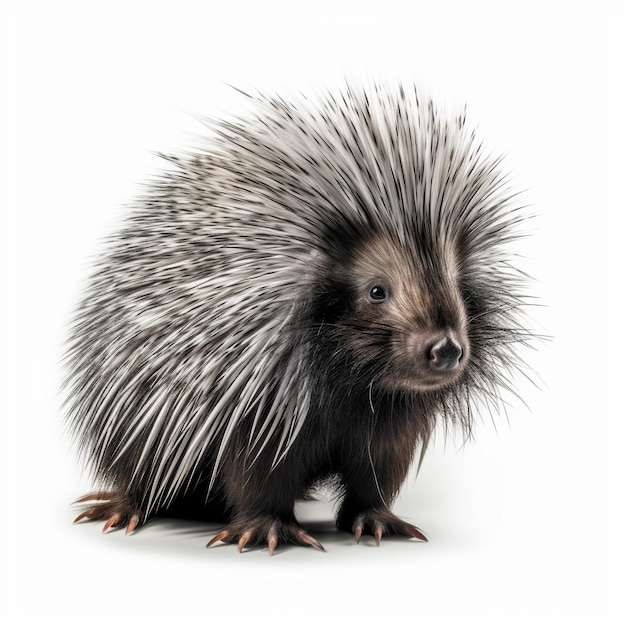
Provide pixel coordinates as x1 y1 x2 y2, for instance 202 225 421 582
67 82 531 554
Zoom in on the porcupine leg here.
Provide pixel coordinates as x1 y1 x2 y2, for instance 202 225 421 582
72 491 143 535
336 420 428 545
336 482 428 545
206 451 325 555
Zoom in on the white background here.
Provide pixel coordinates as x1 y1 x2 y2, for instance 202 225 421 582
2 1 623 624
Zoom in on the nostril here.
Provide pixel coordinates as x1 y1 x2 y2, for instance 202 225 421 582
429 335 463 370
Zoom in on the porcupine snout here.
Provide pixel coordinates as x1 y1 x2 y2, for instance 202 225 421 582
402 328 468 390
428 334 464 371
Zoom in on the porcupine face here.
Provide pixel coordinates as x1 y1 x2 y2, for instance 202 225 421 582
317 233 470 394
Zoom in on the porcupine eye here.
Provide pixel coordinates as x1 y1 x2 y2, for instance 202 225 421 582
369 286 387 301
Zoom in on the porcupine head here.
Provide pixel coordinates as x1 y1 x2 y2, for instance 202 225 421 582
67 83 530 553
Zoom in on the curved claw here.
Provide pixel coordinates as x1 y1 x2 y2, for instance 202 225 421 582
206 530 230 548
102 514 120 533
73 508 96 524
405 524 428 542
238 531 252 553
126 514 140 536
353 523 363 544
374 523 383 547
72 491 117 505
267 533 278 557
298 531 326 552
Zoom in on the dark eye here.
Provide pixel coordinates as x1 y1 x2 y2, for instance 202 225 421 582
369 286 387 301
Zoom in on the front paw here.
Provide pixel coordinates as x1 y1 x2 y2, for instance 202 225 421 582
206 514 325 556
337 508 428 545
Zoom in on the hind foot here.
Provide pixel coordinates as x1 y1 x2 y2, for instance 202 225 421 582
337 507 428 545
206 514 325 556
72 491 143 535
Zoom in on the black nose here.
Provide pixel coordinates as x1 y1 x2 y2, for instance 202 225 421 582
429 335 463 371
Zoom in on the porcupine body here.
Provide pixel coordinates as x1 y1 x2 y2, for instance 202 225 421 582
67 83 530 553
